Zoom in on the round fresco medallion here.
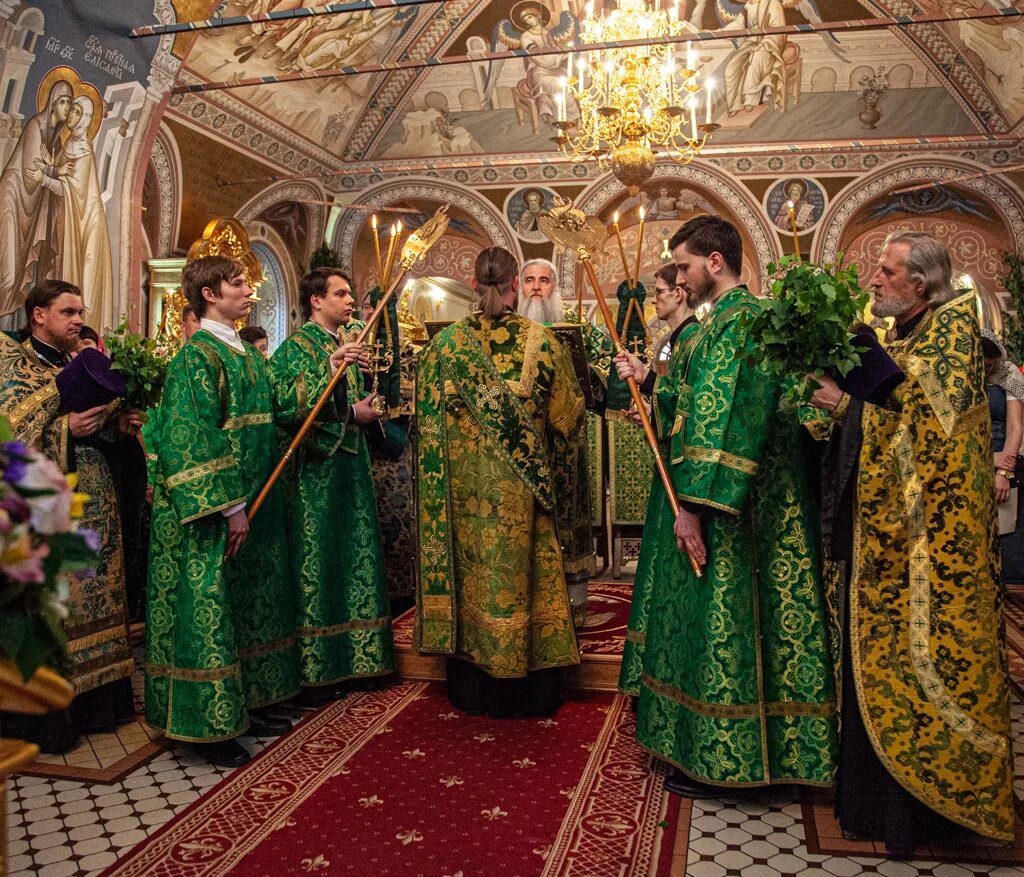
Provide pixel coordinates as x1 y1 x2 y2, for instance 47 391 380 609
763 177 827 235
505 186 558 243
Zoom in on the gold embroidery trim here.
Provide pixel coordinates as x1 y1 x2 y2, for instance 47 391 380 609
239 634 295 661
66 624 129 653
8 382 58 432
642 673 834 719
147 662 241 682
222 412 272 430
297 617 392 638
626 630 646 644
179 496 247 526
677 493 741 517
952 400 988 437
892 420 1008 757
682 445 759 475
517 321 545 397
165 455 234 490
830 393 851 423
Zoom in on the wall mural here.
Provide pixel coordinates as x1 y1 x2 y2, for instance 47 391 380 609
765 177 827 234
505 185 558 243
0 1 166 331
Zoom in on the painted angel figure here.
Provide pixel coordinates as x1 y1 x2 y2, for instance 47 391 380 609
483 1 580 124
693 0 845 115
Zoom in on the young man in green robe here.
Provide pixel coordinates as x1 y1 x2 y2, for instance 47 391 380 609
146 256 345 766
416 246 585 717
634 216 836 795
270 268 395 706
613 263 700 697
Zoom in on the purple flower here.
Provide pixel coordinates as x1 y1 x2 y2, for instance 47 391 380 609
0 494 30 524
80 528 100 552
3 457 26 485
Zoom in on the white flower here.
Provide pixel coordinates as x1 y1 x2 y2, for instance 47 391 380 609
19 452 73 535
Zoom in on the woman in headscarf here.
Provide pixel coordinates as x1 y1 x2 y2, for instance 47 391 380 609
982 329 1024 568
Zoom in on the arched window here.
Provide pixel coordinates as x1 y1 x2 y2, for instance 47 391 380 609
251 242 288 354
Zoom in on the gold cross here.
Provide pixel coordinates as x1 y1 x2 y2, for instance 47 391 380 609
478 384 502 411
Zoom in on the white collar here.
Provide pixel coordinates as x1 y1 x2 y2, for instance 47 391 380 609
200 318 245 354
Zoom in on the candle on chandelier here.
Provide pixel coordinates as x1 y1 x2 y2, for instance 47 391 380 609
603 61 612 105
705 79 714 124
686 40 694 71
567 42 573 78
556 91 566 123
689 98 697 140
786 200 801 260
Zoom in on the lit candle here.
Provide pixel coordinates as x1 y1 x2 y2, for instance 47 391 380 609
371 214 383 281
786 200 801 261
613 210 632 287
689 99 697 140
556 91 566 123
633 205 646 284
604 61 612 105
383 221 400 286
686 40 694 71
705 79 714 124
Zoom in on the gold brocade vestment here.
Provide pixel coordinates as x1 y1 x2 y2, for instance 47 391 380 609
850 293 1014 840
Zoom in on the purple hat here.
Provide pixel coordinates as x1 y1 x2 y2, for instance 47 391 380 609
835 329 905 407
55 348 126 413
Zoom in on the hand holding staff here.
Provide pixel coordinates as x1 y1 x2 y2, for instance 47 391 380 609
247 206 450 522
539 199 703 578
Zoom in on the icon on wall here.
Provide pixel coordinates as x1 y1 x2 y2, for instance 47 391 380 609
764 177 827 234
506 186 558 243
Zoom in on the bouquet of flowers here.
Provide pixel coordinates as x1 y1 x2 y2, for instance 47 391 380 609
106 320 173 412
0 420 96 681
741 255 870 403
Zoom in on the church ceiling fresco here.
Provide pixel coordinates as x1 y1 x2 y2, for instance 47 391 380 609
178 0 1024 170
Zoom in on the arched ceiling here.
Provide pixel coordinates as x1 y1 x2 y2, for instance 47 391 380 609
171 0 1022 185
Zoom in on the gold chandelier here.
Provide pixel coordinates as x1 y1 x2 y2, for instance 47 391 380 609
553 0 718 194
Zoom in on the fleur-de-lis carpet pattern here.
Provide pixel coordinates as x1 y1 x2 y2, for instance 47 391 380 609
92 683 676 876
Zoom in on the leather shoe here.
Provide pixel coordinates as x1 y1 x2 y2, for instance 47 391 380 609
663 768 728 799
248 711 292 737
194 739 250 768
293 686 341 708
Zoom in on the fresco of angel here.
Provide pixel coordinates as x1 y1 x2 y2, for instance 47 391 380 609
483 1 580 125
692 0 845 115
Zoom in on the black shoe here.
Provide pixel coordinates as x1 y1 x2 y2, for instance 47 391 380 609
194 739 251 768
293 685 344 708
248 710 293 737
664 768 728 798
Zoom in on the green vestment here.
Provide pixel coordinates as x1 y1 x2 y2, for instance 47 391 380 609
619 318 702 695
270 321 394 688
415 312 584 677
635 288 837 787
145 330 299 742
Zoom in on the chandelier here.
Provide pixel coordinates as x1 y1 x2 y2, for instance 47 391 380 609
553 0 718 194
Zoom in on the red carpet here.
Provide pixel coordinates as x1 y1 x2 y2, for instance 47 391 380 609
101 682 677 876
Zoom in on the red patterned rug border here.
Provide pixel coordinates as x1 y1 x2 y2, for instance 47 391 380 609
99 683 427 877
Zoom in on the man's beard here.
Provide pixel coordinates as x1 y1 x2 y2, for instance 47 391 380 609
683 268 716 309
518 292 563 324
870 293 917 319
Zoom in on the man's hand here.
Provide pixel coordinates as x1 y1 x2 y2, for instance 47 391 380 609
69 404 108 438
996 473 1012 504
674 507 707 568
117 410 144 435
351 393 382 426
224 508 249 559
330 342 367 373
613 350 649 384
808 374 844 412
995 450 1017 472
628 401 650 426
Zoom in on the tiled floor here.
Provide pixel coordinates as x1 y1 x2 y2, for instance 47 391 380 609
6 590 1024 876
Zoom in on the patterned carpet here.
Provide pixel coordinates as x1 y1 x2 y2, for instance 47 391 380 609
96 683 679 877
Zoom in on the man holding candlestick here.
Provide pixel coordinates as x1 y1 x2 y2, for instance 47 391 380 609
270 268 395 707
627 215 836 796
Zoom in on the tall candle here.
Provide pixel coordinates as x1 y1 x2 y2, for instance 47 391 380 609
371 214 383 281
566 41 573 78
690 100 697 140
613 211 632 287
686 40 694 71
705 79 713 124
633 205 646 285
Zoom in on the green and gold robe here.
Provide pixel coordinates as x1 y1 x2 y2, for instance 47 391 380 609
145 330 299 742
618 318 702 695
548 307 613 625
270 321 394 688
636 288 836 787
0 335 132 701
848 294 1013 840
416 312 584 677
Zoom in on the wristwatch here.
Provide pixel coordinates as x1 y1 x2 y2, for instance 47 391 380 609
996 468 1015 480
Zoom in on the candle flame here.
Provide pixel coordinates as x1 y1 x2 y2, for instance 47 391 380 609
613 210 620 224
639 206 645 221
372 214 377 229
786 200 795 210
397 220 403 232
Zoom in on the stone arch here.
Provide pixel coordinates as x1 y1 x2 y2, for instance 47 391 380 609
149 123 182 258
332 177 522 274
813 157 1024 268
566 160 781 296
809 67 837 93
888 64 914 90
247 222 299 351
236 179 328 269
